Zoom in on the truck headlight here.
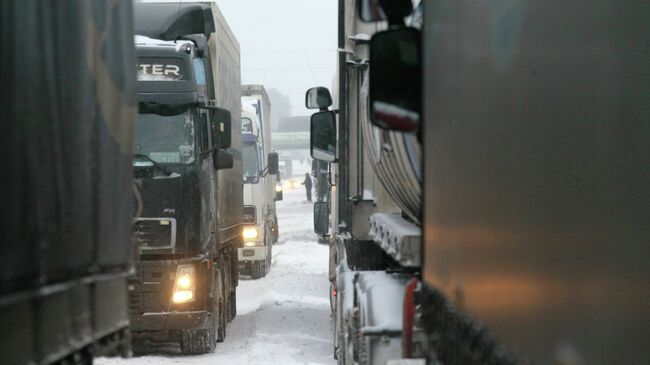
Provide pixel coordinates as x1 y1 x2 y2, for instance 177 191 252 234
242 226 259 239
275 184 282 192
172 265 195 303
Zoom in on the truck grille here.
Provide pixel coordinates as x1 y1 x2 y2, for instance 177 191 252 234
128 266 173 314
132 218 177 249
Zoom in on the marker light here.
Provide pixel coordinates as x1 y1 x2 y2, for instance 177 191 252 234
172 265 195 303
242 227 259 239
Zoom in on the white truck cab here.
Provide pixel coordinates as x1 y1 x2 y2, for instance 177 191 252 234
239 86 278 279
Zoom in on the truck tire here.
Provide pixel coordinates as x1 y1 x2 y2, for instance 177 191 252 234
250 260 259 279
228 288 237 321
216 300 226 342
215 264 227 343
265 226 273 273
272 214 279 244
250 260 265 279
180 328 215 354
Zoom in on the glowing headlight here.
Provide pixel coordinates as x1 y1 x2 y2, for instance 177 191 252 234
244 241 257 247
275 184 282 192
242 226 259 239
177 275 192 289
292 180 301 189
173 290 194 303
172 265 195 303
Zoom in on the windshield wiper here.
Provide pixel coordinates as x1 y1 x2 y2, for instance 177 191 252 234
134 154 172 175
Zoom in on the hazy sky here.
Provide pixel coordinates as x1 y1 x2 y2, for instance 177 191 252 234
216 0 338 116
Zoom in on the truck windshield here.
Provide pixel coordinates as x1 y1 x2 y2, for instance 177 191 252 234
243 142 260 183
136 111 195 164
242 117 253 133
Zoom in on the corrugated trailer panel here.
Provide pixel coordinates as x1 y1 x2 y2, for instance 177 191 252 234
0 0 136 362
208 2 244 245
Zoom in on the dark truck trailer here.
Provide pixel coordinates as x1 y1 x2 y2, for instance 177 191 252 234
421 0 650 363
0 1 136 364
129 2 242 355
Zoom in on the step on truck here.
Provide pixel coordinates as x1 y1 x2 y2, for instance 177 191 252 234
0 1 136 364
240 85 280 279
308 0 649 364
129 1 242 354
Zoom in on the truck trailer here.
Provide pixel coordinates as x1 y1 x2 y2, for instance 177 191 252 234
308 0 649 364
128 1 242 354
0 1 136 364
240 85 280 279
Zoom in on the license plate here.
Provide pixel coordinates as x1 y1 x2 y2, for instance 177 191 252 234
243 249 255 257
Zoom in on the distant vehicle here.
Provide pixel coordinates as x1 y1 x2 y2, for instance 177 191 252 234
309 0 650 364
240 85 280 279
0 1 136 363
129 1 242 354
283 178 302 190
278 160 288 178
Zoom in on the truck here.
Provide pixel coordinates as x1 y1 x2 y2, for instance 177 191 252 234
308 0 649 364
0 1 136 364
240 85 280 279
128 1 242 354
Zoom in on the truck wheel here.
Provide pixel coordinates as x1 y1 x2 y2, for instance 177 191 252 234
180 328 215 354
250 261 261 279
215 265 227 343
260 260 268 277
220 255 230 327
216 300 226 342
228 288 237 321
265 227 273 273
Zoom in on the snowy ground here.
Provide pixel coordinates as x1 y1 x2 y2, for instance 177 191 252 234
97 182 335 364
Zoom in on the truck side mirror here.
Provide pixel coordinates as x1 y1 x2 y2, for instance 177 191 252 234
305 87 332 110
310 111 337 162
313 201 329 235
369 27 421 132
210 107 232 149
213 149 233 170
267 152 279 175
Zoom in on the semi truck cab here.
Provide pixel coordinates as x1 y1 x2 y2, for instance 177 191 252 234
129 8 238 352
239 107 279 279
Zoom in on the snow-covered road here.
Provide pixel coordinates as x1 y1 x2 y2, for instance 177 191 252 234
97 186 335 365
